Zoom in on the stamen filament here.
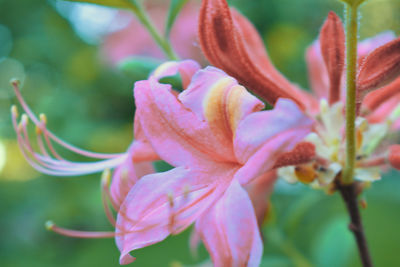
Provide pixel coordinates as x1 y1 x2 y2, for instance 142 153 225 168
45 221 115 238
11 80 124 160
101 169 117 226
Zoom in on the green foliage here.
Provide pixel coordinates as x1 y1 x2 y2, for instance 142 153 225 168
165 0 190 38
58 0 133 9
118 56 162 81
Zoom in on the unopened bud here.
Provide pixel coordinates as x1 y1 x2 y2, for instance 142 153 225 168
388 145 400 170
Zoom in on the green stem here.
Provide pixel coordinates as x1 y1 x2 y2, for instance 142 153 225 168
342 3 359 184
268 229 313 267
127 0 178 60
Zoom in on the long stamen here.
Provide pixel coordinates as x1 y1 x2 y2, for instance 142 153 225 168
11 79 124 159
11 105 128 176
101 169 116 226
45 221 115 238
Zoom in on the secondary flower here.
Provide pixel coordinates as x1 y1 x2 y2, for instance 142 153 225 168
115 60 313 265
101 1 204 65
198 0 400 189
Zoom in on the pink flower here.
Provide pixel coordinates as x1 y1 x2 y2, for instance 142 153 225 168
114 60 313 265
10 80 157 231
101 2 205 64
198 0 400 188
11 58 313 266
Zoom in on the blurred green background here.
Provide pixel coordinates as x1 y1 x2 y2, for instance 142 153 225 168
0 0 399 266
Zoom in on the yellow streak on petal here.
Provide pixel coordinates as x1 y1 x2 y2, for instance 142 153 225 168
204 77 235 140
227 85 248 133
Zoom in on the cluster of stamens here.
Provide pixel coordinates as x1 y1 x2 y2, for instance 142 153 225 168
276 99 400 190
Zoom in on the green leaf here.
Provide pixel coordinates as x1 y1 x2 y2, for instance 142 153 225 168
165 0 190 38
312 216 354 267
118 56 162 81
260 256 292 267
59 0 133 9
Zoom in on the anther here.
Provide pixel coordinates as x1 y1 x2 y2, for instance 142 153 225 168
45 220 55 231
10 78 20 86
295 164 317 184
11 105 19 118
39 113 47 124
167 191 175 208
101 168 111 187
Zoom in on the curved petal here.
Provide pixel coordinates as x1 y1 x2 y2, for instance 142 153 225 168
234 99 314 164
110 144 155 207
362 77 400 112
198 0 310 108
131 113 159 162
245 170 277 226
366 93 400 124
116 165 237 264
152 60 201 89
134 78 235 166
234 99 314 184
179 66 264 144
306 41 330 99
195 179 262 267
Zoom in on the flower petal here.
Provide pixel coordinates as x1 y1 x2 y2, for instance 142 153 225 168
234 99 314 184
134 78 234 166
152 60 201 89
306 41 330 99
179 66 264 145
245 170 277 226
110 144 155 208
357 31 396 63
198 0 309 108
195 179 262 267
362 77 400 112
319 12 345 104
116 165 236 264
131 113 159 162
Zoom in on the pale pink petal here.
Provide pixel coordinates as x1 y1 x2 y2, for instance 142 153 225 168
131 114 159 162
116 165 237 264
110 144 155 208
234 99 313 184
366 94 400 124
234 99 314 164
358 31 397 63
134 78 235 166
196 179 262 267
179 66 264 150
101 4 205 64
306 41 329 99
245 170 277 226
152 60 201 89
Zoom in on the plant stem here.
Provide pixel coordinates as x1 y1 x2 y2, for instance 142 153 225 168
336 182 373 267
127 0 179 60
268 229 313 267
342 3 359 184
